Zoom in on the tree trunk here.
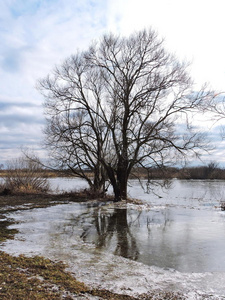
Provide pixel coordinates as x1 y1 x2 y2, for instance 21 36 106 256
92 164 107 196
112 170 128 201
104 165 121 201
104 163 129 202
118 175 128 199
113 184 121 202
116 160 129 200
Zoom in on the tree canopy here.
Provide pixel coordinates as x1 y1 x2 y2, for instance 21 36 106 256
39 28 211 201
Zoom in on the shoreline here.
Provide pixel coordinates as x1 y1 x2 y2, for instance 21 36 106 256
0 193 217 299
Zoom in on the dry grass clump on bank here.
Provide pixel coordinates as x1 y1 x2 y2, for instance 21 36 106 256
0 220 18 242
1 156 50 195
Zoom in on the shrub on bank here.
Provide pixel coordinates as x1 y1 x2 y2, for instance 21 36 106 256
3 156 49 194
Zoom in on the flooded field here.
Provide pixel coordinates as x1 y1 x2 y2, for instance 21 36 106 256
1 179 225 299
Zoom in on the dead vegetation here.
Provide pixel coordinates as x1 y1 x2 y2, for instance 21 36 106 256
0 251 89 299
0 251 186 299
3 156 50 194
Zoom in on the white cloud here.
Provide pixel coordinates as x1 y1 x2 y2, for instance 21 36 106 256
0 0 225 165
107 0 225 91
0 0 109 164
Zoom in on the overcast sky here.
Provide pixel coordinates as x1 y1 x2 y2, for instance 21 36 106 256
1 0 225 166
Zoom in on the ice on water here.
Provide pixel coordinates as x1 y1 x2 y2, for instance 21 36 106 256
2 178 225 299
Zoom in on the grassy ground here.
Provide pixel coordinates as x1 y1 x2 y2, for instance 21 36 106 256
1 251 154 300
0 193 185 299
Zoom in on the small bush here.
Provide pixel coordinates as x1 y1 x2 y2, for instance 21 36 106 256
4 156 49 194
0 182 6 195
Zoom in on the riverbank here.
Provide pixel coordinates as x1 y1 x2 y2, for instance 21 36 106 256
0 250 186 299
1 250 155 300
3 193 223 300
0 192 209 299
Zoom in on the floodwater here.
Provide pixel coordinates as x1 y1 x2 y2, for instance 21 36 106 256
2 178 225 299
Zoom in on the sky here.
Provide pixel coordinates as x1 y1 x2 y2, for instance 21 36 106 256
1 0 225 166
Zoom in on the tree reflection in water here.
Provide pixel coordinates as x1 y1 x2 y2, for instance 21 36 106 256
80 207 139 261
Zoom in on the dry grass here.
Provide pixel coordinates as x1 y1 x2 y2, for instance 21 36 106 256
0 251 89 299
0 250 144 299
0 250 186 300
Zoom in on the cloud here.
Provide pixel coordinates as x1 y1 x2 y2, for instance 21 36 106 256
0 102 44 127
0 100 45 164
0 0 225 166
107 0 225 91
0 0 110 164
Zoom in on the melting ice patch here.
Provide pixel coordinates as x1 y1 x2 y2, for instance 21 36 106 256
1 200 225 299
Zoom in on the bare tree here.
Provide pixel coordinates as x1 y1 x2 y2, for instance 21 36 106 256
39 29 211 201
198 92 225 139
43 108 107 194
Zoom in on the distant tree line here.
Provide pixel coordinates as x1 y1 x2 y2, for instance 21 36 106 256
145 162 225 180
1 161 224 181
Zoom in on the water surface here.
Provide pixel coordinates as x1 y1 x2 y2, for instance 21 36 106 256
2 179 225 299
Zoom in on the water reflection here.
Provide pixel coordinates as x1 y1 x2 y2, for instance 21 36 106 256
76 207 139 260
94 208 139 260
64 204 225 272
3 180 225 297
3 201 225 297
